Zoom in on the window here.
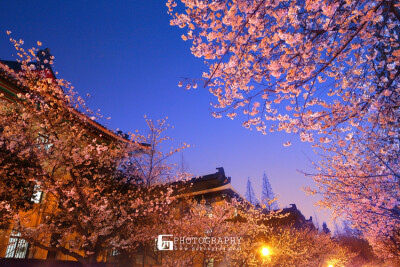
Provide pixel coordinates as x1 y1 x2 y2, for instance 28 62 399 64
37 134 52 151
5 231 29 258
30 184 43 204
111 249 120 256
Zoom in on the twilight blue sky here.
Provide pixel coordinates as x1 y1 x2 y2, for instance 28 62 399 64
0 0 332 226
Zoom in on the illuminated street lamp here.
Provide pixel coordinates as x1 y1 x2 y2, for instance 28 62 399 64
261 246 271 257
259 244 272 265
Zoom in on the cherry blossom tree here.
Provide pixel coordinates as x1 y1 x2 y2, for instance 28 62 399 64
264 226 353 266
304 122 400 260
167 0 400 259
167 0 400 141
153 197 276 266
0 39 186 265
147 195 353 266
334 222 383 266
130 117 190 186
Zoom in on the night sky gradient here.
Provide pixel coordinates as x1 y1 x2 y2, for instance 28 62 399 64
0 0 332 228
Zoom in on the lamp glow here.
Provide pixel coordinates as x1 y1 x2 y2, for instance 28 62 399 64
261 247 270 257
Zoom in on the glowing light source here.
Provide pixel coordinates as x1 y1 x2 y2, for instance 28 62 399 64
261 246 270 257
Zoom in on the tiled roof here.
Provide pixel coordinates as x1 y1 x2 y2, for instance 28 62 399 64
0 57 148 147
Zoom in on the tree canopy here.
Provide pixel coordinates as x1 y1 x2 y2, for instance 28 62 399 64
168 0 400 259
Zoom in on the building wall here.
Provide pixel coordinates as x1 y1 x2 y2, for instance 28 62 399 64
0 75 109 262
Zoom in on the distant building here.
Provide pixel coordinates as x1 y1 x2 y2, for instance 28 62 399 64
264 204 314 229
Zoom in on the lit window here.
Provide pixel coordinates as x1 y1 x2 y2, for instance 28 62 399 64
37 134 52 151
111 249 120 256
30 184 43 204
5 231 29 258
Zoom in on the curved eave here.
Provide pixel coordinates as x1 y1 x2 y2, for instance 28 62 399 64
175 180 250 205
0 62 149 149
